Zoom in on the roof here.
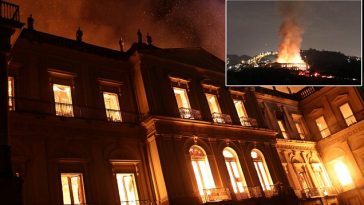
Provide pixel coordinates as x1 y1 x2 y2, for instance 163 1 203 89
138 47 225 73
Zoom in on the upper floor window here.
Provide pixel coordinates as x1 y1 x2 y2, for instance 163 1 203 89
103 92 122 122
173 87 194 119
223 147 248 195
339 103 357 126
251 149 274 192
315 116 330 138
295 122 305 139
61 173 86 205
116 173 139 205
189 145 216 199
8 76 15 110
53 84 74 117
206 93 221 114
277 120 289 139
233 99 252 127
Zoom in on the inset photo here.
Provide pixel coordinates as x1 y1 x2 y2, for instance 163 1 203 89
226 0 362 86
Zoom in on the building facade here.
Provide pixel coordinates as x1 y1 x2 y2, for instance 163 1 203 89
1 6 363 205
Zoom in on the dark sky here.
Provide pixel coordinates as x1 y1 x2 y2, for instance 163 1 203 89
13 0 225 59
227 1 361 57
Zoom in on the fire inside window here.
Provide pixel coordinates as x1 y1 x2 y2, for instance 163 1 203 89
223 148 248 194
61 173 86 205
334 161 353 187
277 120 289 139
233 99 250 126
339 103 357 126
251 149 273 191
8 76 15 110
315 116 331 138
206 93 224 123
53 84 74 117
103 92 122 122
189 145 216 200
173 87 192 119
116 173 139 205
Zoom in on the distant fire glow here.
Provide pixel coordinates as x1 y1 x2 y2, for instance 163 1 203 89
276 2 305 66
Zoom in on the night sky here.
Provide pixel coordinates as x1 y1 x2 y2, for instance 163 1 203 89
13 0 225 59
227 1 361 57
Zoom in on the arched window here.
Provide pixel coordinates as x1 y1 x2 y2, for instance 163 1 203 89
189 145 216 196
251 149 273 191
223 147 248 194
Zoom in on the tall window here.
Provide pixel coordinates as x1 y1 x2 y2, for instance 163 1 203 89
277 120 289 139
334 161 353 188
61 173 86 205
339 103 357 126
116 173 139 205
223 147 247 194
311 163 331 188
190 145 216 197
315 116 330 138
173 87 192 118
295 122 305 139
233 99 250 126
251 149 273 191
103 92 122 122
53 84 74 117
8 76 15 110
206 93 225 123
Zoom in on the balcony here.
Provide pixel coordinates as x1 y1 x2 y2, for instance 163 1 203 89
0 1 19 22
234 186 251 200
178 107 201 120
106 109 122 122
296 187 337 199
239 117 257 127
262 185 279 198
211 112 232 124
344 115 357 127
8 97 139 123
202 188 231 203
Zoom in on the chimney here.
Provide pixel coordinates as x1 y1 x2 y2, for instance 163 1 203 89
27 14 34 30
137 29 142 44
147 33 152 46
76 27 83 42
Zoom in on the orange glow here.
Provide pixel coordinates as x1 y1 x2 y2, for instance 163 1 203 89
334 161 353 187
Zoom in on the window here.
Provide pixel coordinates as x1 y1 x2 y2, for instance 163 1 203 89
103 92 122 122
173 87 193 119
311 163 332 188
277 120 289 139
295 122 305 139
8 76 15 110
339 103 356 126
205 93 221 114
251 149 273 191
223 148 247 194
189 145 216 197
53 84 74 117
116 173 139 205
334 161 353 187
315 116 330 138
233 99 251 126
61 173 86 205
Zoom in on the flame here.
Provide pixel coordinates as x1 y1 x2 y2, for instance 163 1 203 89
276 2 304 64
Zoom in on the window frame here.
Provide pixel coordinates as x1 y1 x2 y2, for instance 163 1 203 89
315 116 331 138
60 172 87 205
103 91 122 122
338 102 357 127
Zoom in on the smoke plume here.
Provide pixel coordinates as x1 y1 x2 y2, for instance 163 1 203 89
12 0 225 59
276 2 305 63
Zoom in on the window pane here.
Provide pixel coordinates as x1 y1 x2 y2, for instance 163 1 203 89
173 87 191 109
251 150 273 191
61 175 71 204
103 92 122 122
8 77 15 110
116 173 139 205
295 122 305 139
315 116 330 138
278 120 288 139
205 93 221 114
53 84 74 117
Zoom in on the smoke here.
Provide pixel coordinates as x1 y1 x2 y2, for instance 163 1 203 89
276 2 305 63
12 0 225 59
